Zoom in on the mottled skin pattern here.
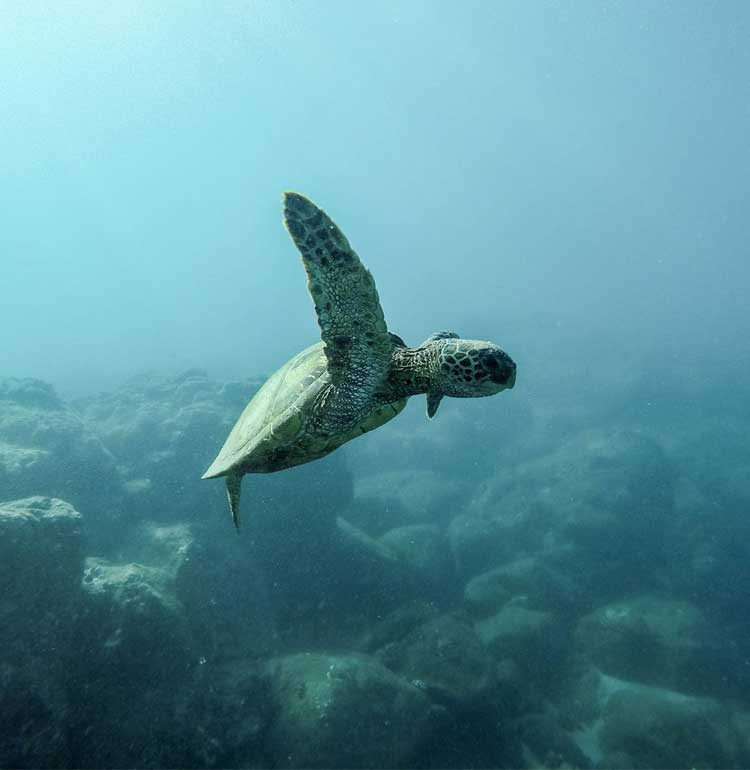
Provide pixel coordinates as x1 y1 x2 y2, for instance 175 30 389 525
382 333 516 402
203 192 516 529
283 193 393 434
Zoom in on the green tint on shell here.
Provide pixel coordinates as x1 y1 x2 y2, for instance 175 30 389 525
202 342 406 480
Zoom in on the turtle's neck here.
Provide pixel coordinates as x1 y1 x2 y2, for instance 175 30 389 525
379 345 440 400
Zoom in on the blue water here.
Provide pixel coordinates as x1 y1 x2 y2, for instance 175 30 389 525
1 2 749 768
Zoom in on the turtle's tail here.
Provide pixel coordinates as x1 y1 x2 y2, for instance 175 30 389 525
226 473 242 532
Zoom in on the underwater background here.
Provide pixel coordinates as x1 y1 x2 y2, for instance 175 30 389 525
2 1 749 767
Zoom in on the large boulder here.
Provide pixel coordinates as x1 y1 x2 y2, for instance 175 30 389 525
351 468 469 532
252 513 413 648
67 557 193 767
561 665 750 768
359 606 528 768
0 663 71 770
0 378 117 515
447 514 515 581
178 659 272 768
575 595 748 699
480 427 673 531
464 568 512 618
476 605 570 688
173 522 278 663
105 517 279 664
464 555 582 618
373 613 498 709
664 475 750 630
0 496 84 769
0 496 84 640
379 524 455 596
76 557 190 672
670 420 750 513
513 714 591 769
467 429 674 601
263 652 442 768
598 688 748 769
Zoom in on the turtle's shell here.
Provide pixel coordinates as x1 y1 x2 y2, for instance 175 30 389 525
202 342 405 478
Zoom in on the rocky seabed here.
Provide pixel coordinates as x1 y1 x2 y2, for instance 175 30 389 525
2 369 750 769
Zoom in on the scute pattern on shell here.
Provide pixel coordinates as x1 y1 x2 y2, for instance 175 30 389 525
201 343 329 478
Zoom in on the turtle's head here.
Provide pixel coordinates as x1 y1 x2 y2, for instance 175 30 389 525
432 336 516 398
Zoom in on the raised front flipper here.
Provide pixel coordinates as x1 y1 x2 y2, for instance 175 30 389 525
283 192 393 390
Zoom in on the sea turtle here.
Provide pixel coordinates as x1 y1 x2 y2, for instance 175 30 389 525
202 192 516 529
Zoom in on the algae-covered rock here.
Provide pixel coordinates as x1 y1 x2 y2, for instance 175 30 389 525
0 378 117 512
599 688 747 769
665 474 750 626
468 429 674 601
0 496 83 639
263 652 441 768
67 557 192 767
106 518 277 663
178 659 272 768
255 515 412 648
464 569 513 618
464 555 581 618
476 605 569 686
576 595 747 699
75 556 191 678
357 600 441 654
477 428 672 534
354 468 469 528
379 524 453 591
175 527 278 663
447 513 513 580
562 667 750 768
0 496 84 769
375 613 498 709
361 606 528 768
0 663 71 769
476 605 557 657
514 713 591 769
0 377 63 409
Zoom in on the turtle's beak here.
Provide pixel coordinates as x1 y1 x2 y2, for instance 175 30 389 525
489 355 516 389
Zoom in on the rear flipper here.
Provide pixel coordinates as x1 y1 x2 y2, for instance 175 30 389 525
226 473 242 532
